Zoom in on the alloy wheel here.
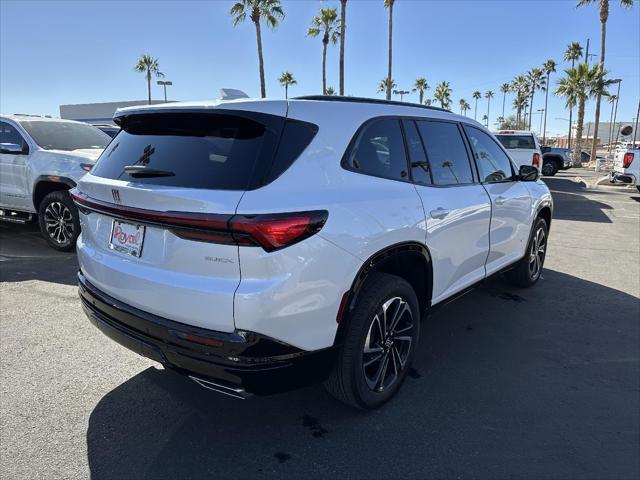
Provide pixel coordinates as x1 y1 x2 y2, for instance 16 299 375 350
362 296 414 392
528 227 546 280
43 201 74 245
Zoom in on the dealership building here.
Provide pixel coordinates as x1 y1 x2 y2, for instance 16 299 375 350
59 100 173 125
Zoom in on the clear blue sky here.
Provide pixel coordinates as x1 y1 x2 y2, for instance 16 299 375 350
1 0 638 137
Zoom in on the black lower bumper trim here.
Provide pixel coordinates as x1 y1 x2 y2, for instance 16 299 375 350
79 272 337 395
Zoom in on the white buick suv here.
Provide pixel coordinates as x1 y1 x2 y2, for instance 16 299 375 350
73 96 552 409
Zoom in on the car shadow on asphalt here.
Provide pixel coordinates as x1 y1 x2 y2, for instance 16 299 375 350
0 222 78 285
85 270 640 480
542 177 613 223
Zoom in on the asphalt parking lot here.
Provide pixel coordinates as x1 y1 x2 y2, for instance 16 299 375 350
1 172 639 480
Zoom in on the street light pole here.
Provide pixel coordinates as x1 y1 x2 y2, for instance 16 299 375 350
608 79 622 154
157 80 173 102
393 89 410 102
633 99 640 147
537 108 544 135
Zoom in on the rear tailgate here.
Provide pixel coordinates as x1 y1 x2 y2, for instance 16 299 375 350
74 105 287 332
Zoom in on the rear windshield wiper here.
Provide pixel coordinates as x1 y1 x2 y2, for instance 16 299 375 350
123 165 175 178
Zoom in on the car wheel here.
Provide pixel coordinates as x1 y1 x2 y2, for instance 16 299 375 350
504 217 548 288
38 190 80 252
324 272 420 410
541 161 558 176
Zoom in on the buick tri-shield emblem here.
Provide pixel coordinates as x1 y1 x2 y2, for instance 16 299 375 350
111 189 121 203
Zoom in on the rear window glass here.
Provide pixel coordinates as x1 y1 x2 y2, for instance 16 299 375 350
495 134 535 150
20 120 110 151
91 112 316 190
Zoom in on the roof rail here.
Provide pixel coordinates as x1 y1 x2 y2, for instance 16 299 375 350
293 95 451 113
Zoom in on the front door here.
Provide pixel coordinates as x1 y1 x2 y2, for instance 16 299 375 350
0 121 30 210
464 125 533 275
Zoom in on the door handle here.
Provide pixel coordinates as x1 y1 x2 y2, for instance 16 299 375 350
494 196 507 206
430 207 451 219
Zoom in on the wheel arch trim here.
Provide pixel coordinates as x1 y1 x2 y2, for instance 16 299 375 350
334 241 433 346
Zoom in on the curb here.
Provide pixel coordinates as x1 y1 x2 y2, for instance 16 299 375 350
574 175 635 191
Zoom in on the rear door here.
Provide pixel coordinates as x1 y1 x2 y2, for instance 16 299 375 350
75 106 287 332
464 125 533 275
406 119 491 304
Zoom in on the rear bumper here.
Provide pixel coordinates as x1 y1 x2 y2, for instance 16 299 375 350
79 272 337 397
609 171 636 184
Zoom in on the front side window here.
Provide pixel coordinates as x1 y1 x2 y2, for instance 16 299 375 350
0 121 29 153
345 119 409 181
416 120 473 185
466 126 514 183
19 120 110 151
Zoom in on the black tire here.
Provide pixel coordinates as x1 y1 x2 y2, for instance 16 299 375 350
541 160 558 176
504 217 548 288
324 272 420 410
37 190 80 252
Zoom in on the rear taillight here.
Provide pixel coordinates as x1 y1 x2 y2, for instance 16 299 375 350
532 153 541 167
70 191 327 252
623 152 635 168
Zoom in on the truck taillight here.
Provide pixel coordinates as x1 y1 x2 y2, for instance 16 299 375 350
532 153 541 167
623 152 635 168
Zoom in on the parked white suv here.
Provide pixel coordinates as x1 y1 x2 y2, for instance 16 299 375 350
494 130 543 174
0 115 111 250
73 97 552 409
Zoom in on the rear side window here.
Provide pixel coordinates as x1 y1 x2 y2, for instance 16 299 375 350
402 119 431 185
91 112 316 190
416 120 473 185
345 119 409 181
495 134 535 150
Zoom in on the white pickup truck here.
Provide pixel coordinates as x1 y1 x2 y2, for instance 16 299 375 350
494 130 543 174
0 115 110 250
609 147 640 192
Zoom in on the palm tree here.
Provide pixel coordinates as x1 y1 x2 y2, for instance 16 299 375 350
339 0 347 95
526 67 545 129
511 75 529 126
459 98 467 115
500 83 510 119
434 81 452 110
307 7 340 96
555 64 612 165
278 71 297 99
482 114 489 127
472 91 482 120
564 41 584 148
384 0 395 100
577 0 634 163
462 100 471 116
378 78 397 96
326 86 336 96
413 78 429 104
230 0 285 98
485 90 494 127
541 59 557 144
134 54 164 105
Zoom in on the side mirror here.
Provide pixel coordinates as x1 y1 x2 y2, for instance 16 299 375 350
0 143 25 154
519 165 539 182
